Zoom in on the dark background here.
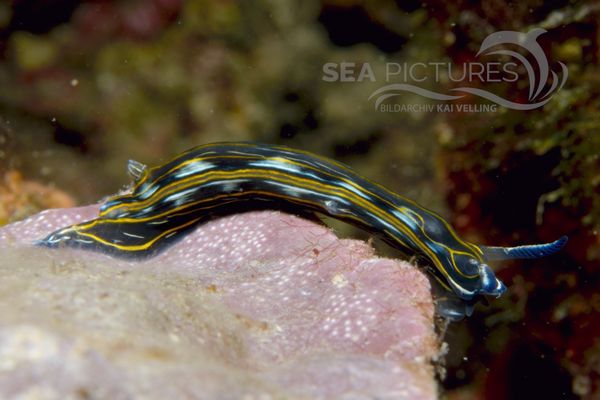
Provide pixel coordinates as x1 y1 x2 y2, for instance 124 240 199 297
0 1 598 399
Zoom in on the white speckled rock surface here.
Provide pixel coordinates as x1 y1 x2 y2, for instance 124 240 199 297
0 206 438 399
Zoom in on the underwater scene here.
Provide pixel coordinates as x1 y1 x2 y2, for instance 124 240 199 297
0 1 598 399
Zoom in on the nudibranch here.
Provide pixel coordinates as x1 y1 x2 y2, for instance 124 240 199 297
37 142 567 319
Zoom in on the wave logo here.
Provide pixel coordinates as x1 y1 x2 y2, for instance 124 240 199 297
369 29 568 111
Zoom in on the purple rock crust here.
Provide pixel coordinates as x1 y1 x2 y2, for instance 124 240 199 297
0 206 438 399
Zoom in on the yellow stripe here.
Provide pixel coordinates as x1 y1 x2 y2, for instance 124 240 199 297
124 146 483 259
75 216 204 251
72 189 384 252
101 168 464 282
97 146 479 283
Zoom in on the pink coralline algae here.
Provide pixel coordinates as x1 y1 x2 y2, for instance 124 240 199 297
0 206 438 399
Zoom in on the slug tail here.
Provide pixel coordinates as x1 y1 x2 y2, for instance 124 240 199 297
480 235 568 261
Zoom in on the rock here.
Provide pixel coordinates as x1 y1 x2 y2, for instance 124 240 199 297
0 170 75 225
0 206 438 399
